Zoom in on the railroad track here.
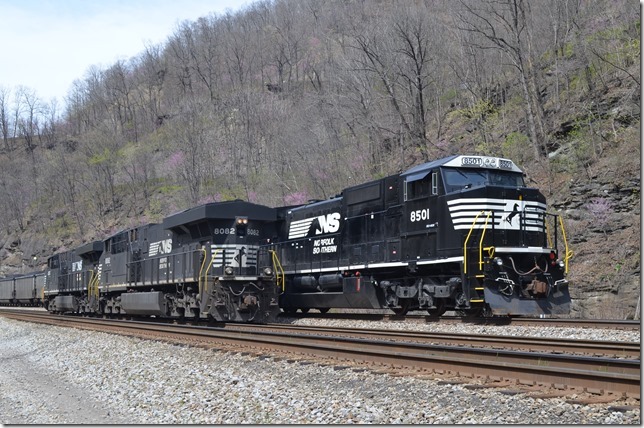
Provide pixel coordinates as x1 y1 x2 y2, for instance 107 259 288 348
1 307 638 330
231 323 641 358
280 311 642 330
1 310 639 398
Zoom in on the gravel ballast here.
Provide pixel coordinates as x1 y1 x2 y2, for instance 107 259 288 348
0 317 639 424
288 316 641 342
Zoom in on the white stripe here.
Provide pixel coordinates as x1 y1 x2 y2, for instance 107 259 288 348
285 256 465 274
453 224 544 232
450 210 506 218
494 247 554 254
450 217 545 225
448 197 547 209
449 200 546 214
288 218 315 239
211 244 259 268
215 276 264 281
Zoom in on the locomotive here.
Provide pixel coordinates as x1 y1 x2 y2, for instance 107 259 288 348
0 155 571 321
43 200 281 322
269 155 571 317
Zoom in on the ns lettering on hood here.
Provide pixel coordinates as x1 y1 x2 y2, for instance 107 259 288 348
288 212 341 239
149 239 172 257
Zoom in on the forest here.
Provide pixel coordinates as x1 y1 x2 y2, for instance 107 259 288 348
0 0 640 317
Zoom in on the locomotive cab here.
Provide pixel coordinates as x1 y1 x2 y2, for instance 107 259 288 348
44 249 85 313
403 155 570 315
162 200 280 322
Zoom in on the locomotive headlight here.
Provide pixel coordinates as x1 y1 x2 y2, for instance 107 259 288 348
494 257 503 266
558 259 565 269
224 266 234 275
263 267 273 276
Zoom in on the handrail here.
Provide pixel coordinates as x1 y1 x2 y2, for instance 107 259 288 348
463 210 485 274
87 270 93 297
198 248 218 295
198 248 207 295
558 215 573 274
87 269 99 300
478 211 492 270
205 250 217 281
545 213 553 248
269 249 286 292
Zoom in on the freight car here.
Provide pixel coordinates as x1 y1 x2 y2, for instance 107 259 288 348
43 200 281 322
269 155 571 317
0 272 45 306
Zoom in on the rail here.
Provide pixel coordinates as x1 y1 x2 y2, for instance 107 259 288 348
1 311 638 398
278 311 641 330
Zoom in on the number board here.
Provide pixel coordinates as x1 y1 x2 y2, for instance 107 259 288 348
458 156 515 171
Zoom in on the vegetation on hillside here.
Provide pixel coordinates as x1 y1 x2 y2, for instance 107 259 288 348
0 0 639 317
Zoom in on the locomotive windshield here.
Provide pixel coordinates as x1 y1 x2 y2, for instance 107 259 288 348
442 168 525 193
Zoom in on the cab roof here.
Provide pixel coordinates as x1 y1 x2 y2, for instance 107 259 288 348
401 155 522 182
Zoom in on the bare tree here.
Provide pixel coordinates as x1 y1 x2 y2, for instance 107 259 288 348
132 43 168 132
456 0 547 159
0 86 12 151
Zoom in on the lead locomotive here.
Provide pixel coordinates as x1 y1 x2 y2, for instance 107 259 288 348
270 155 571 317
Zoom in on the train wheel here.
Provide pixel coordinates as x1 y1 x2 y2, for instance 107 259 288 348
461 307 483 317
392 299 411 316
317 308 330 314
282 308 297 315
427 300 446 318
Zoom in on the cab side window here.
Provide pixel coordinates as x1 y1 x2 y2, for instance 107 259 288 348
406 171 438 200
407 178 430 200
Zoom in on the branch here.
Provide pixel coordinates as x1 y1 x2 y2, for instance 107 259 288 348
589 46 640 88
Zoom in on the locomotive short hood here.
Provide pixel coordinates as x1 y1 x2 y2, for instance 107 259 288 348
163 200 276 232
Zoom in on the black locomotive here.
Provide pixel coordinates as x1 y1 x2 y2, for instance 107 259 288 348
2 155 571 322
269 155 571 317
43 201 280 322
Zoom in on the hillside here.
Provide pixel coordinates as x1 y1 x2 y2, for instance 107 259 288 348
0 0 639 318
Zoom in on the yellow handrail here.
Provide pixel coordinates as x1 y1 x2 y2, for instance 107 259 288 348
463 210 485 274
558 215 573 274
269 249 286 291
478 211 492 270
87 269 99 300
205 251 216 281
198 248 218 295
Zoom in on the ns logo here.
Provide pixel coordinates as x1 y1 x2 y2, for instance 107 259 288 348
288 212 341 239
149 239 172 257
315 212 341 235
